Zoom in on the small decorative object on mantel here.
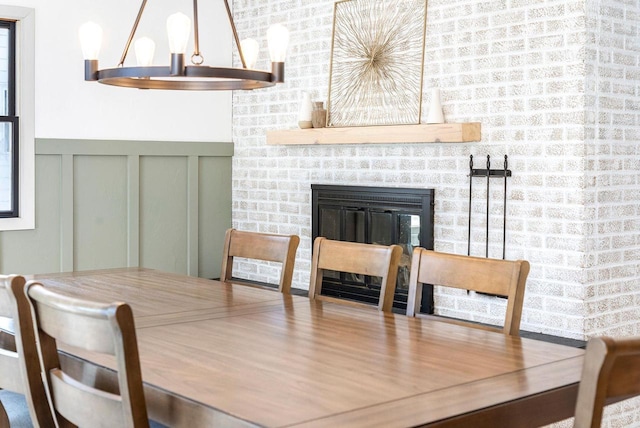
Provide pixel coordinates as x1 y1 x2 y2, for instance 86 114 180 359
312 102 327 128
298 92 313 129
426 88 445 124
327 0 427 127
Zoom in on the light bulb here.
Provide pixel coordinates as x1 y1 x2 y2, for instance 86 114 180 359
166 12 191 54
135 37 155 66
79 21 103 60
267 24 289 63
240 38 259 69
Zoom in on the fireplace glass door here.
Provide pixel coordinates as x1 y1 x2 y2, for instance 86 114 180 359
312 185 434 313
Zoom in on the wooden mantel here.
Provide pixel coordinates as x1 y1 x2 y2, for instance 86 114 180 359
266 122 481 145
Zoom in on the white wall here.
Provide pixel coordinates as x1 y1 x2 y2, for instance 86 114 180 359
0 1 235 277
6 0 232 142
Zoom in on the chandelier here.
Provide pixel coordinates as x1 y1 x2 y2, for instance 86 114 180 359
79 0 289 90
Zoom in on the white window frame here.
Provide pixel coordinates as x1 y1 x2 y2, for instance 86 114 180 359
0 5 34 231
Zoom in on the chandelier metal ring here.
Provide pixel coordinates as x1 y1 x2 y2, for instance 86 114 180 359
80 0 287 91
95 65 277 90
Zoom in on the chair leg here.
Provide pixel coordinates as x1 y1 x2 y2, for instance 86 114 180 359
0 401 10 428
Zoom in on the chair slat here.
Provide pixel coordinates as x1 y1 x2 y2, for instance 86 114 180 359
0 290 13 319
34 301 116 354
50 369 125 428
228 231 294 262
416 252 521 296
0 349 22 393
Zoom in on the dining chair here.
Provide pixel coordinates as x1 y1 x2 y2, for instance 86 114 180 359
574 336 640 428
24 281 150 428
0 274 55 428
406 248 530 336
308 237 402 312
221 228 300 293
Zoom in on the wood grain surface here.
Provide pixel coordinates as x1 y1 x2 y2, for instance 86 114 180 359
32 268 584 428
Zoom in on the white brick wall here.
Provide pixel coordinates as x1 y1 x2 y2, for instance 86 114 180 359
581 0 640 424
230 0 639 345
584 0 640 346
231 1 639 425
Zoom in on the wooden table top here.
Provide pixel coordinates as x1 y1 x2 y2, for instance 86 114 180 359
31 268 585 428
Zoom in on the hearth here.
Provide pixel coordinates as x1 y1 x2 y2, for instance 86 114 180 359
311 184 435 313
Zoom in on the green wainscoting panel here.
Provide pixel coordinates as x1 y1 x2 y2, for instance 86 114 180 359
198 156 232 279
74 155 128 271
0 139 232 277
60 155 74 271
0 155 61 274
127 155 140 267
140 156 188 275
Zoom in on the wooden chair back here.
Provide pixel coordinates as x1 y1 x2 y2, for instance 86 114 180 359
0 274 55 427
221 228 300 293
574 336 640 428
25 281 150 428
406 248 530 336
0 275 24 395
308 237 402 312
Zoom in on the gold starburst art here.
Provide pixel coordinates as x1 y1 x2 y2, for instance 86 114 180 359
327 0 427 127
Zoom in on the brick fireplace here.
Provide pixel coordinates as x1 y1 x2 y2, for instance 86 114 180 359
231 0 639 337
233 0 640 426
231 1 640 422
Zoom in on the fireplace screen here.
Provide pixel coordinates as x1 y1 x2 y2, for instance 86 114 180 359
312 185 434 313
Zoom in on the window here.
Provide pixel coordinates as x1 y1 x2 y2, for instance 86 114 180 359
0 6 34 230
0 20 18 218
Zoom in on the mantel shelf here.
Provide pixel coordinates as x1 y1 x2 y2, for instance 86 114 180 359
266 122 481 145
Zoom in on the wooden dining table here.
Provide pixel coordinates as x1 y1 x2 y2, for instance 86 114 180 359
29 267 585 428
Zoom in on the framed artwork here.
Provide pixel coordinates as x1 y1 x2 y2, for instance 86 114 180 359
327 0 427 127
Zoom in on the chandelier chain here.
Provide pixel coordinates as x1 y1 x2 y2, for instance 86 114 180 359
119 0 149 67
223 0 246 68
192 0 201 60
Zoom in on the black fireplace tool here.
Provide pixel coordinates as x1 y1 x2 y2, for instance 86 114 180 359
467 154 511 260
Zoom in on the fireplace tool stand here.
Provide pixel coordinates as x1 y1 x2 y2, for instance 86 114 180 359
467 154 511 260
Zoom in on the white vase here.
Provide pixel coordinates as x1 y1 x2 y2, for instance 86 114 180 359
298 92 313 129
426 88 444 124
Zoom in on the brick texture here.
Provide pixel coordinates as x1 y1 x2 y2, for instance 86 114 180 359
230 0 639 350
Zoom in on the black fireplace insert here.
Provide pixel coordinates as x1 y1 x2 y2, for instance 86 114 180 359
311 184 435 313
